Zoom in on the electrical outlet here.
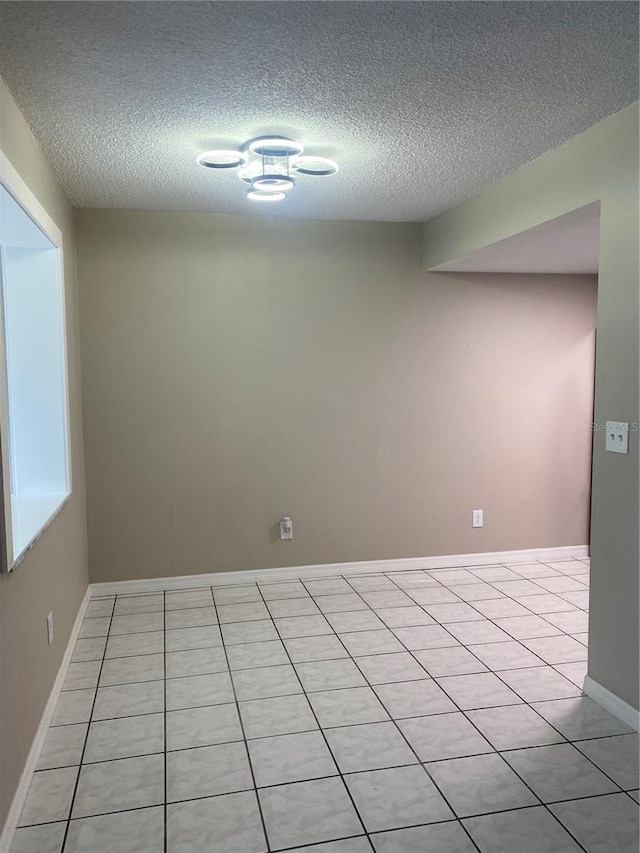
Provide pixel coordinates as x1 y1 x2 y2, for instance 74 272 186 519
280 517 293 540
46 611 54 646
472 509 483 528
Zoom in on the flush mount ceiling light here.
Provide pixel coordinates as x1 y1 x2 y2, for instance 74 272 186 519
196 136 338 203
196 150 249 169
246 190 286 202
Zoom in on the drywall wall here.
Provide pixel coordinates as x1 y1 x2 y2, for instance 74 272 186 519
0 79 88 829
424 102 639 711
76 208 596 587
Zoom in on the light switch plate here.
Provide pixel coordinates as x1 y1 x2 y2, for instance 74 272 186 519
605 421 629 454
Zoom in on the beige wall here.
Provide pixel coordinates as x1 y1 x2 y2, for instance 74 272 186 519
76 208 596 586
424 102 639 711
0 80 88 828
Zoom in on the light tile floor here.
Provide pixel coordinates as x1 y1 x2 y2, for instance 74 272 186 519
11 556 640 853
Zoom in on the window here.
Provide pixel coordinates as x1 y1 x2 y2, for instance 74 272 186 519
0 165 71 570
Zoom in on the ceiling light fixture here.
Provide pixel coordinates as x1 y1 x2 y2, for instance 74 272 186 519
197 136 338 202
196 150 248 169
246 190 286 202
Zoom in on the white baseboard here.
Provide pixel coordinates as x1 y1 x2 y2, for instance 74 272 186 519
90 544 589 597
0 587 91 853
583 675 640 732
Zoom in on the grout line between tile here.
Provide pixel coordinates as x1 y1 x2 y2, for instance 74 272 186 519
58 595 116 852
209 585 272 852
255 581 374 848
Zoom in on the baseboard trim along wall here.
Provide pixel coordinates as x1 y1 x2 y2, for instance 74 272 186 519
0 587 91 853
90 544 590 597
583 676 640 732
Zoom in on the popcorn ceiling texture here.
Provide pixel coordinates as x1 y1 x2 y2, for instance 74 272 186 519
0 1 637 222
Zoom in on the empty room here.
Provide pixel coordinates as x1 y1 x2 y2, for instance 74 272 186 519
0 2 638 852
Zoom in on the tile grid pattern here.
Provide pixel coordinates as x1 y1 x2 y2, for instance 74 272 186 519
331 567 605 853
208 585 273 850
61 594 115 853
249 579 376 851
11 557 640 853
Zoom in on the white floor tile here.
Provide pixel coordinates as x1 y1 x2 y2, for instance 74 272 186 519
427 753 538 817
100 654 165 686
84 713 164 763
436 672 522 710
165 625 222 652
573 734 640 789
532 696 634 740
284 634 349 662
374 679 457 718
166 742 253 802
213 585 261 605
550 793 640 853
239 694 318 739
51 690 95 726
313 593 369 613
166 703 242 751
397 712 493 761
10 822 66 853
295 658 368 692
18 767 78 826
309 686 389 728
391 625 458 650
105 631 164 658
92 681 164 720
466 703 565 750
345 765 453 832
338 629 405 656
259 580 308 600
498 665 582 702
226 639 289 670
413 646 487 677
463 805 582 852
231 663 302 700
36 724 87 770
248 730 337 786
165 607 218 629
354 651 429 684
109 612 164 635
167 791 267 853
503 742 618 802
371 821 477 853
165 646 228 678
72 754 164 818
325 721 417 772
258 777 362 849
65 806 164 853
217 601 270 624
165 671 234 710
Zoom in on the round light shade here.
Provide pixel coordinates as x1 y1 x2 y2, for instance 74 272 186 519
291 156 339 176
246 190 286 202
246 136 304 158
196 150 248 169
251 174 295 192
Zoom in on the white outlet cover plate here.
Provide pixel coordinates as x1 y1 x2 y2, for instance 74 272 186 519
605 421 629 454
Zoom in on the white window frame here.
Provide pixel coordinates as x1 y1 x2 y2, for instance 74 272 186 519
0 150 72 572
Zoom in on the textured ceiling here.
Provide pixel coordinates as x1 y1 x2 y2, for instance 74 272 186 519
0 2 637 222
